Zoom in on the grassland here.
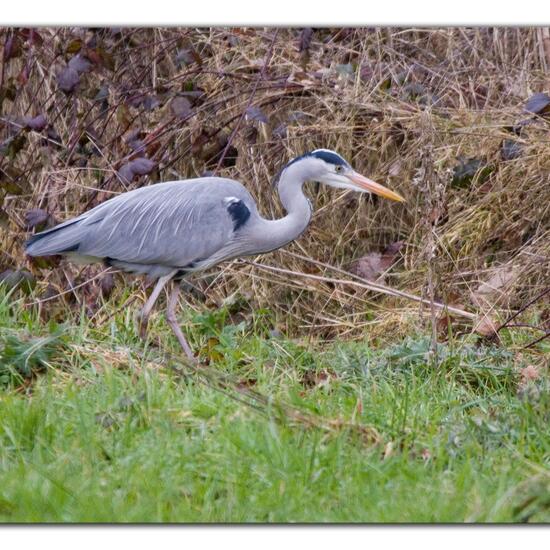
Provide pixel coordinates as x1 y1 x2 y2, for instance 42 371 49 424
0 286 548 523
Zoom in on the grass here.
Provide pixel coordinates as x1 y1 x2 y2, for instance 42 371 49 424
0 287 548 523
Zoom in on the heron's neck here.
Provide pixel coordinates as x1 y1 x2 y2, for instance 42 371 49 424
254 165 312 252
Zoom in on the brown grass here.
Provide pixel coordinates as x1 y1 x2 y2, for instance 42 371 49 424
1 27 549 344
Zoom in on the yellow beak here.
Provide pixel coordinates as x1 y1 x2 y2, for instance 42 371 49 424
347 172 405 202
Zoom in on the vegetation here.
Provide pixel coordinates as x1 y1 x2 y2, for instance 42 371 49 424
0 28 548 522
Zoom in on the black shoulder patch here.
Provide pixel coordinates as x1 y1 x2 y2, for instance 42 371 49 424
227 199 251 231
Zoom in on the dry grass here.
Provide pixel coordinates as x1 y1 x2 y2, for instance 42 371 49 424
1 27 549 344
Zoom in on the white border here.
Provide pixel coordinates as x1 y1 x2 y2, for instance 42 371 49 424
1 0 550 25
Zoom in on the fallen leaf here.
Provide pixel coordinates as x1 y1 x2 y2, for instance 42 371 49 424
22 114 47 132
520 365 540 383
452 157 493 188
301 368 335 389
524 92 550 116
245 106 268 124
99 272 115 299
170 96 192 119
57 67 80 93
0 208 9 228
501 139 523 160
0 134 27 160
68 54 92 74
3 33 22 63
24 208 53 230
66 38 84 54
0 269 36 294
348 241 403 283
471 264 519 309
474 314 499 337
118 157 156 184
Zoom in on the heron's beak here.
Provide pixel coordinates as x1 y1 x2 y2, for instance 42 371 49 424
347 172 405 202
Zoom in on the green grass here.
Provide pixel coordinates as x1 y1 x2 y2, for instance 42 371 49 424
0 287 549 523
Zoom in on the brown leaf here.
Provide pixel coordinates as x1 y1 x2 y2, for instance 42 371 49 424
130 157 156 176
0 133 27 160
301 368 335 389
245 106 268 123
348 241 403 283
3 33 22 63
96 48 115 71
0 269 36 294
298 28 314 52
471 265 519 309
22 114 47 132
66 38 84 54
520 365 540 383
524 92 550 116
99 272 115 299
474 314 499 337
117 157 156 184
20 29 43 47
57 67 80 93
170 96 192 119
68 54 92 74
0 208 9 229
24 208 54 231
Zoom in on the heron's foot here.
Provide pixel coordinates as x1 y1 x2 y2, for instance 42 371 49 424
166 315 196 361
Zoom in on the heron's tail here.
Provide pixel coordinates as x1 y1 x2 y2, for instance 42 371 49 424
25 217 85 257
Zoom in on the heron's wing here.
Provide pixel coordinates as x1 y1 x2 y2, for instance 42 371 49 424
26 178 257 270
77 179 256 267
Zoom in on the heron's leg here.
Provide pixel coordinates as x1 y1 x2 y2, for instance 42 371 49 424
138 272 175 340
165 282 195 361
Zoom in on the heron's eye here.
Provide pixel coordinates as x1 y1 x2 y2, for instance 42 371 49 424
335 165 343 173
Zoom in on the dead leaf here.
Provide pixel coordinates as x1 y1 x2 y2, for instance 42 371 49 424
170 96 192 119
0 208 9 229
520 365 540 383
99 272 115 299
3 33 22 63
474 314 499 337
22 114 47 132
245 106 268 124
524 92 550 116
118 157 156 184
57 67 80 93
348 241 403 283
66 38 84 54
0 269 36 294
68 54 92 74
471 265 519 309
130 157 156 176
24 208 53 230
301 368 335 389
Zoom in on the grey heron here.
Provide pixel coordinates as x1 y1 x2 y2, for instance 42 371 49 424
25 149 405 360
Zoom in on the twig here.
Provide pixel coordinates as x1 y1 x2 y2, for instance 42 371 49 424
522 330 550 350
214 30 279 173
241 258 476 320
496 287 550 333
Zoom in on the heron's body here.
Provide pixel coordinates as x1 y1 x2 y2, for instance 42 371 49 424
26 149 404 359
26 175 312 279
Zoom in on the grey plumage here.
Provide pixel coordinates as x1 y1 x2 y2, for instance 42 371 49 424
25 149 404 359
26 178 261 278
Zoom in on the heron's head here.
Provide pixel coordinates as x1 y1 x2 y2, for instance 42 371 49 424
282 149 405 202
